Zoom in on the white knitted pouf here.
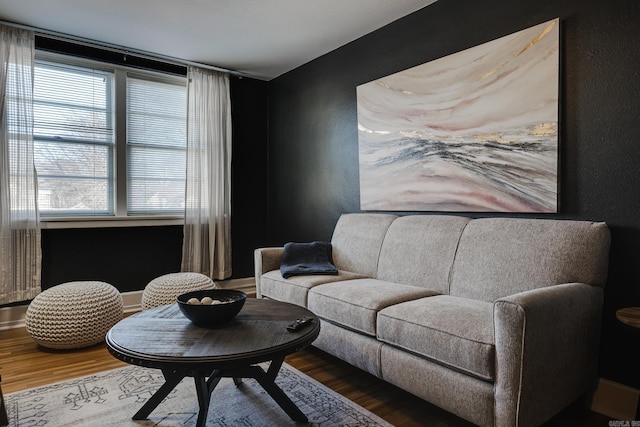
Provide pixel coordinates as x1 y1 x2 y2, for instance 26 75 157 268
141 272 216 310
25 281 123 350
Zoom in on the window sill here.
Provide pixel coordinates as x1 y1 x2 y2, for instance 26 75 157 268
40 216 184 229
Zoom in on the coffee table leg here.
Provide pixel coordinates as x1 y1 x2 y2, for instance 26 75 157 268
194 375 210 427
133 369 185 420
252 357 308 422
191 371 224 427
133 363 307 424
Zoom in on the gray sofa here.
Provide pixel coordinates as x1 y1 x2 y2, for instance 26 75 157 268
254 213 611 426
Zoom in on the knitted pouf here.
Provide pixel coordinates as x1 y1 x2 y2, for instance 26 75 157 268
141 272 216 310
25 281 123 350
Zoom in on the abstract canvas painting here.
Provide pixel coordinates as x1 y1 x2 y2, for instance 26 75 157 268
357 18 559 212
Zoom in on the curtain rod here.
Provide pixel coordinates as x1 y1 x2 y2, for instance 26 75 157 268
0 20 249 78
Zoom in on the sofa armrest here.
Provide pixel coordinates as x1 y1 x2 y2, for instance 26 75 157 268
254 247 284 298
493 283 603 427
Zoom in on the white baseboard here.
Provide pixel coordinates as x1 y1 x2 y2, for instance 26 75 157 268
591 377 639 420
0 304 28 331
121 290 144 313
215 277 257 296
0 277 257 329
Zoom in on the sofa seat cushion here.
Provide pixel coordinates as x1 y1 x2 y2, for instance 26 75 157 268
308 279 438 336
260 269 366 307
377 295 495 381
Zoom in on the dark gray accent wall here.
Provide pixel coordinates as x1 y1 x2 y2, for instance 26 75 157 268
230 76 269 277
41 226 184 292
268 1 640 389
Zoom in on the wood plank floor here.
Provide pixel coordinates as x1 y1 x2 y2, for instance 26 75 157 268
0 322 611 426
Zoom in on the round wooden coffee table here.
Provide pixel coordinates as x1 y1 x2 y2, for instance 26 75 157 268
106 298 320 427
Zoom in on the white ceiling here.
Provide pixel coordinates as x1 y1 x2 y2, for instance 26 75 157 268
0 0 438 80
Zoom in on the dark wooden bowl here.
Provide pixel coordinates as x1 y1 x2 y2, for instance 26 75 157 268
177 289 246 327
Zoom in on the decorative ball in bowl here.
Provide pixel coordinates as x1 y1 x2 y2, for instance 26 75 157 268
177 289 247 327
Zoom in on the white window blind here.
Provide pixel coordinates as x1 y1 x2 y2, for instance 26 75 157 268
33 61 114 215
32 53 188 220
126 75 187 215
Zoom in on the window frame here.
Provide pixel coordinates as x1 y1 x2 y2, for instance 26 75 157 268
34 51 187 229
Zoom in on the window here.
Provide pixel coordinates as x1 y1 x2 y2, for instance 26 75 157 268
127 75 187 215
33 61 114 215
33 53 187 219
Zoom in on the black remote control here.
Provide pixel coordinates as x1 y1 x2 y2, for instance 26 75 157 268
287 317 313 332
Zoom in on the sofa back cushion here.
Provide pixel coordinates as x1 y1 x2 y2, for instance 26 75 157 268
449 218 611 302
331 213 397 277
377 215 470 293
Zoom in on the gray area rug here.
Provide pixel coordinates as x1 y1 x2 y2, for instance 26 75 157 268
5 362 393 426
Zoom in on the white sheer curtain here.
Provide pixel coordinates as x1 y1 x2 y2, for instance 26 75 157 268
181 67 232 280
0 25 41 304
